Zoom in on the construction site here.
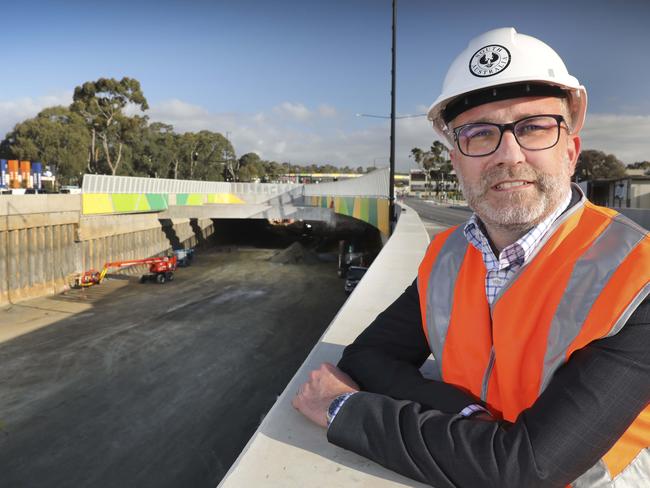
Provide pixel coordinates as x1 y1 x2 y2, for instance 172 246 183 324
0 213 383 487
0 170 393 487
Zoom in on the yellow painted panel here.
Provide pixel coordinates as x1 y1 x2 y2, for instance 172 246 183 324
353 197 361 218
82 194 114 215
208 193 245 204
377 199 390 235
186 194 204 205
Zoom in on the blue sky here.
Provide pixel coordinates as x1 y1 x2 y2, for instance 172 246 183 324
1 0 649 171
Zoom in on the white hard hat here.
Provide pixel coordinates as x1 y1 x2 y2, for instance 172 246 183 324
428 27 587 140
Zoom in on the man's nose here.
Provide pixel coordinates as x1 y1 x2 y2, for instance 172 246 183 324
494 130 525 166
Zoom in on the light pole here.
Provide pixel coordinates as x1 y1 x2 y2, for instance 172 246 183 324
356 0 429 233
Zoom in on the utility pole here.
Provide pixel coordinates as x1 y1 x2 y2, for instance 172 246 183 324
389 0 397 233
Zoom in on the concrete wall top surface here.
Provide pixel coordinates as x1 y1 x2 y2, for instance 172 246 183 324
0 194 81 215
219 204 431 488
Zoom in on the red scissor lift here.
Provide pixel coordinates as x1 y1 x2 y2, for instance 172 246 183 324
75 255 178 287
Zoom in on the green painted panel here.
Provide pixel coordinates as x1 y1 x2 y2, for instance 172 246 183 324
176 194 189 206
112 194 141 212
345 197 355 216
338 197 348 215
145 194 168 211
368 198 378 226
360 198 370 222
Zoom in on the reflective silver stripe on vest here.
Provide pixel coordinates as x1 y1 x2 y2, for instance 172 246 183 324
613 447 650 487
422 226 468 369
572 459 611 487
607 281 650 338
572 448 650 487
539 214 647 394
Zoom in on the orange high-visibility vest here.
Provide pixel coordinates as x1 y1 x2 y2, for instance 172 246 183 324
417 196 649 486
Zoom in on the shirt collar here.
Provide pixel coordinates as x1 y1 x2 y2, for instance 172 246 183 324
463 189 572 271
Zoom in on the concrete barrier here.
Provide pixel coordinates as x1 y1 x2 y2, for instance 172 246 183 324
218 204 431 487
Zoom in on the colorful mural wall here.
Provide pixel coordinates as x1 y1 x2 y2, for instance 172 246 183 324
82 193 244 215
81 191 389 236
305 196 390 235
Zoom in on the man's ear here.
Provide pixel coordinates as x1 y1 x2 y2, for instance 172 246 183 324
567 134 581 176
449 148 460 172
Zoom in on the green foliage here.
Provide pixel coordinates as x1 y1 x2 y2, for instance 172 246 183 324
410 141 452 179
0 106 90 184
71 77 149 175
0 74 391 184
576 149 627 180
176 130 234 181
627 161 650 174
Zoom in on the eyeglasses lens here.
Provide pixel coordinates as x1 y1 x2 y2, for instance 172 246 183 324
514 116 560 150
457 116 560 156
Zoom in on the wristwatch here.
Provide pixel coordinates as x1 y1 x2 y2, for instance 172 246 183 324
327 392 356 426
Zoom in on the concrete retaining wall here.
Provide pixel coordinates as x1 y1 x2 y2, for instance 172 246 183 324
0 195 216 306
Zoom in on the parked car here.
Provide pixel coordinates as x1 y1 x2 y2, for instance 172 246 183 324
59 186 82 194
344 266 368 294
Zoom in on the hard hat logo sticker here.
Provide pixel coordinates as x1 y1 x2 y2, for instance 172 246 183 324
469 45 511 77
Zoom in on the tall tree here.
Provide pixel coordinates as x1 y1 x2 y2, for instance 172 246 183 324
0 106 90 184
576 149 626 180
176 130 234 181
627 161 650 174
129 122 179 178
237 152 262 182
71 77 149 175
410 141 452 177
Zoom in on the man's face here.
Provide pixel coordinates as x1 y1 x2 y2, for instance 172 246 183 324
449 96 581 231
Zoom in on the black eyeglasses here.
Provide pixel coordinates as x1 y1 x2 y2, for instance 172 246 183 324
452 114 569 157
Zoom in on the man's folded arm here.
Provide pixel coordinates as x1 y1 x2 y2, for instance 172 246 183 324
328 300 650 488
338 279 481 413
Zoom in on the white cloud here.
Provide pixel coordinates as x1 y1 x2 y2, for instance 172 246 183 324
3 92 647 170
273 102 311 120
318 104 337 117
0 91 73 137
146 98 441 170
581 114 650 164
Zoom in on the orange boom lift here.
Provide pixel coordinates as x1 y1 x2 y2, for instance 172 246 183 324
75 255 178 287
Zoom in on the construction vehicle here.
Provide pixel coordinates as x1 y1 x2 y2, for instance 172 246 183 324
173 248 195 267
75 255 178 287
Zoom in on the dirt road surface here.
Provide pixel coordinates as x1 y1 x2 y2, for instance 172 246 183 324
0 247 347 488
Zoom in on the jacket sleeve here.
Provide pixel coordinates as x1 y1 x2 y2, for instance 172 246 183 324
329 298 650 488
338 279 481 413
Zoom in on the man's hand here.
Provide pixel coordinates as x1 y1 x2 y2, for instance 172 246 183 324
292 362 359 428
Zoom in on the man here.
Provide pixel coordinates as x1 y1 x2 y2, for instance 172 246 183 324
293 28 649 487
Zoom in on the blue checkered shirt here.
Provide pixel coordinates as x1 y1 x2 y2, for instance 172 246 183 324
463 193 572 305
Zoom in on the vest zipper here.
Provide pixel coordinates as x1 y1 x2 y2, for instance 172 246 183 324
481 347 495 401
481 304 496 402
478 190 586 403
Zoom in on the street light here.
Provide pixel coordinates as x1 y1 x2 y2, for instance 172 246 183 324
356 113 426 119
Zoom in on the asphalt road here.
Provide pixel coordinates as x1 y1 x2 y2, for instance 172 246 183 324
403 197 472 236
0 247 347 488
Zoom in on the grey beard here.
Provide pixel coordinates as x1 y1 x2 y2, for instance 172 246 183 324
458 163 571 233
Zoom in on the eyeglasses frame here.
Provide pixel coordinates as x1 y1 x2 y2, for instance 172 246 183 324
452 114 570 158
